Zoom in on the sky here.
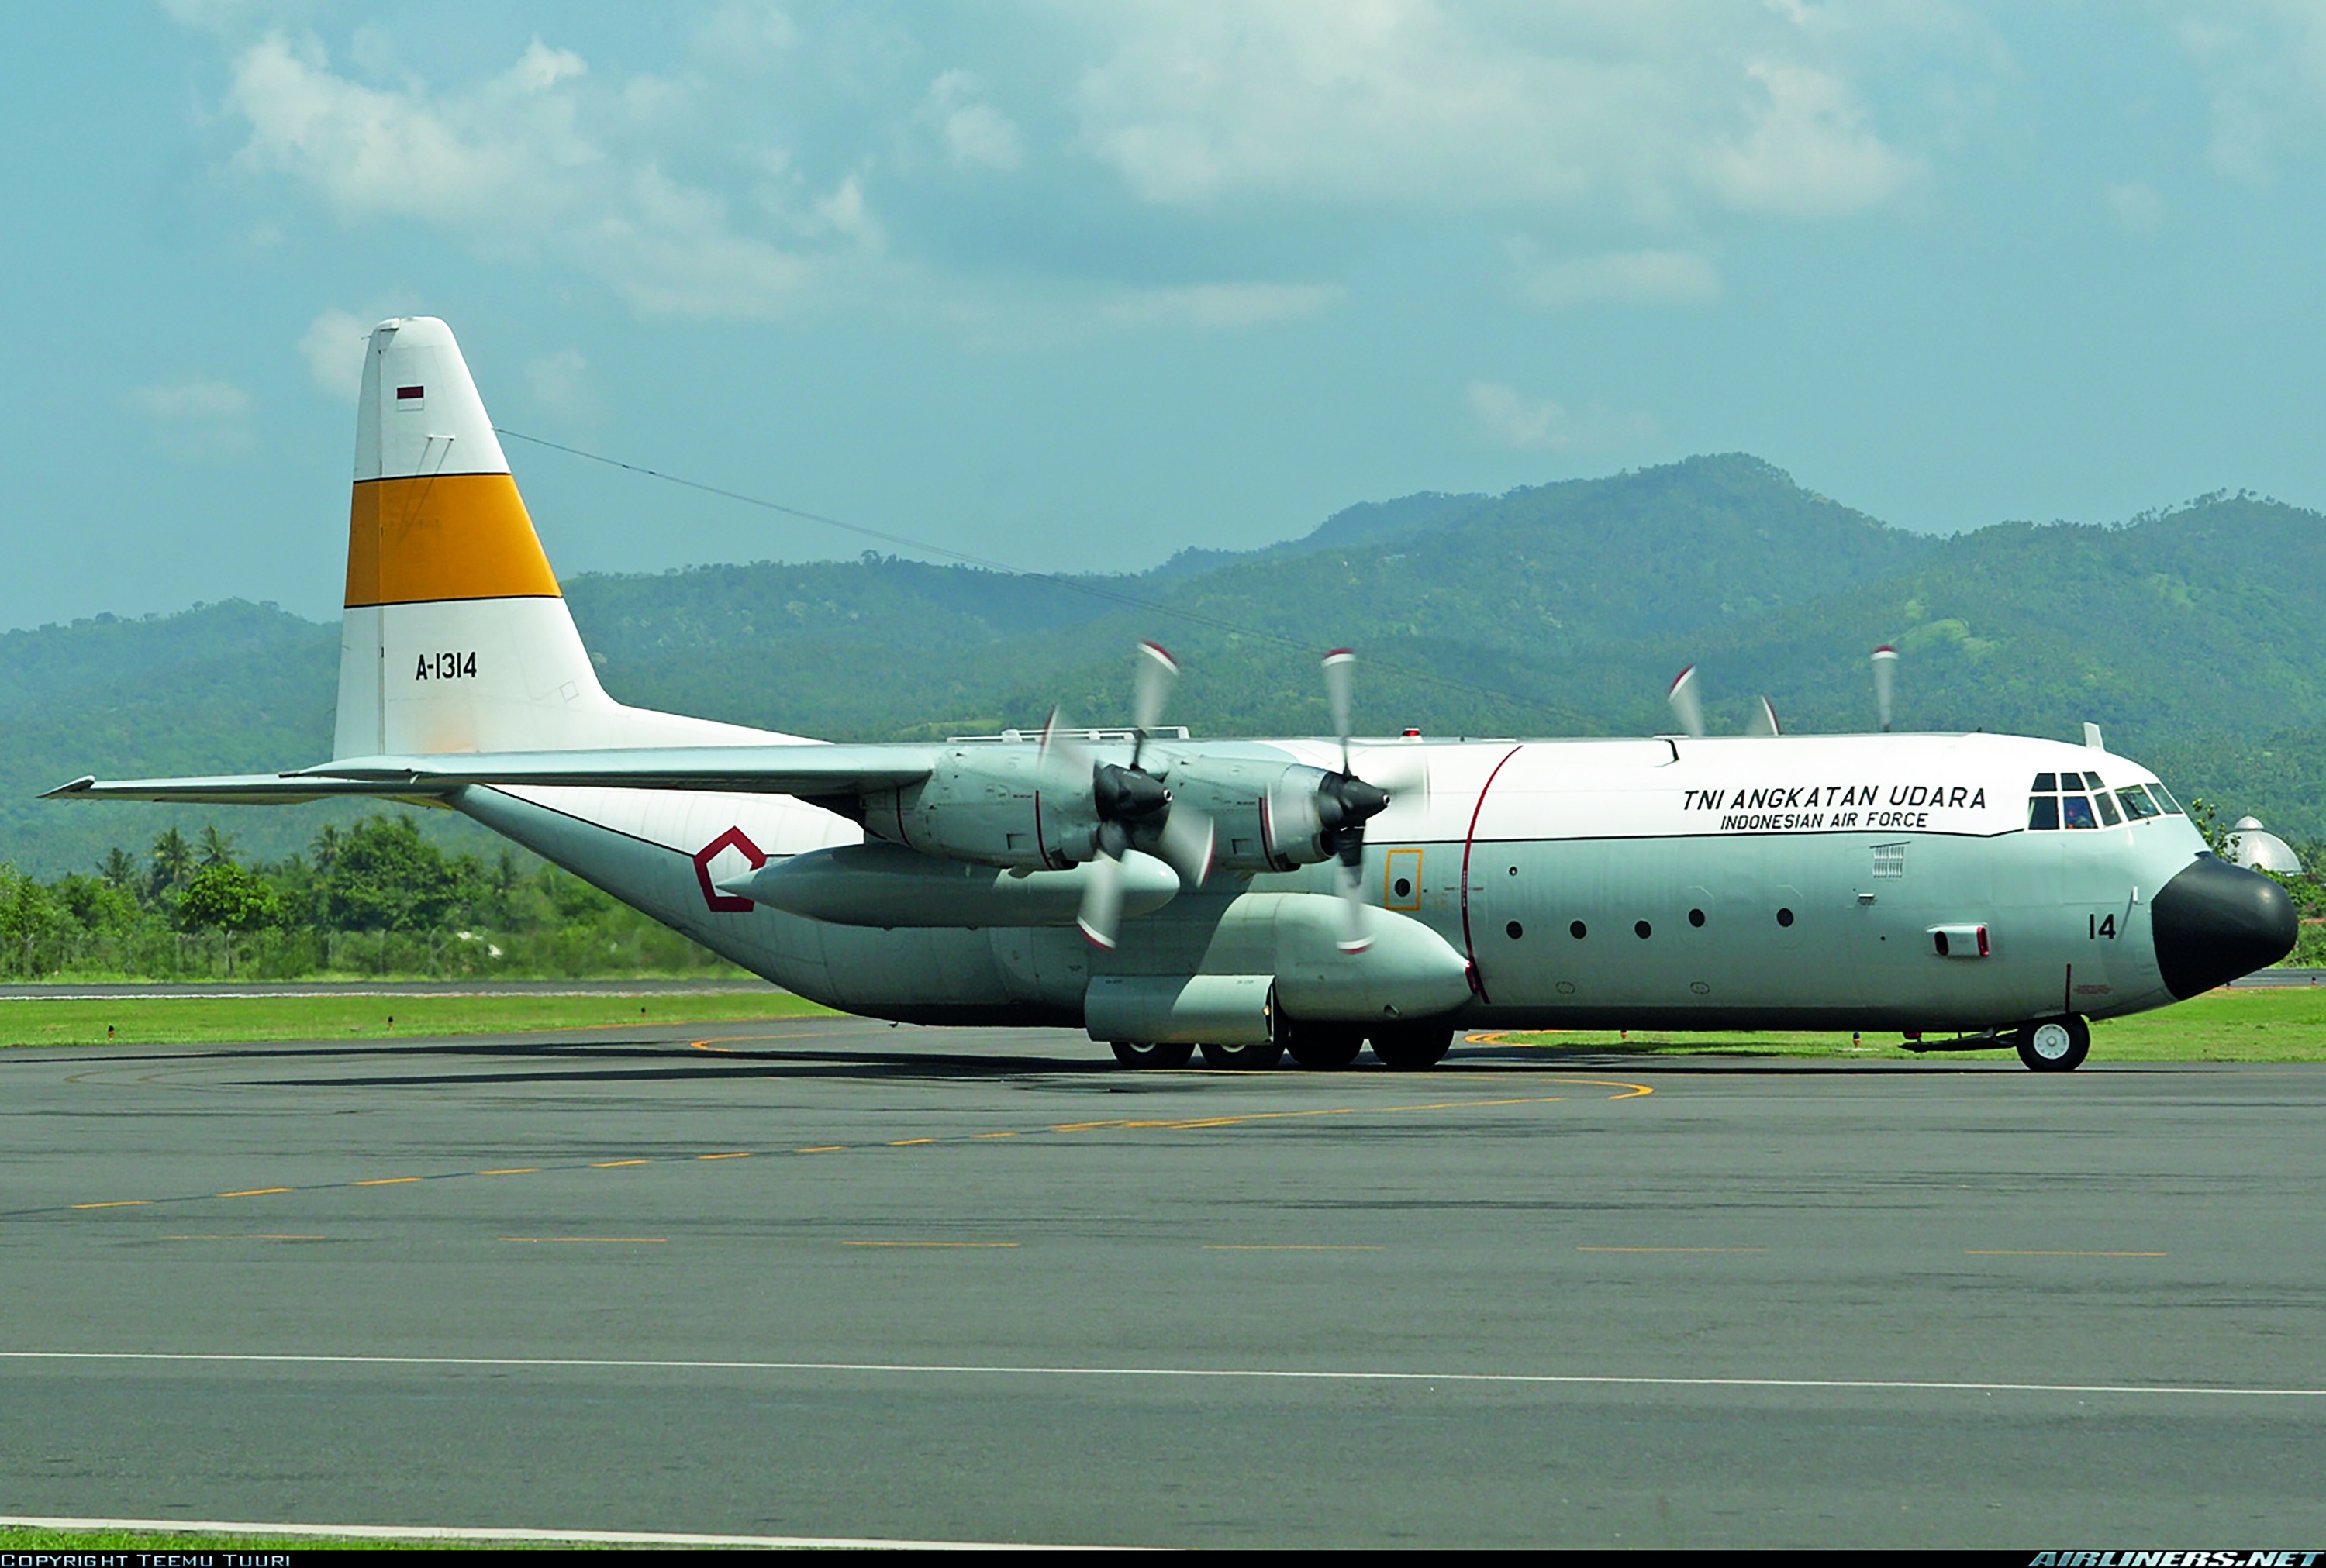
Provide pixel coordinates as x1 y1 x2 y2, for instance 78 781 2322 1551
7 2 2326 630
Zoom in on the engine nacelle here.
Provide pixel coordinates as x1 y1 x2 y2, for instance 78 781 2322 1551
857 746 1102 870
1151 756 1335 874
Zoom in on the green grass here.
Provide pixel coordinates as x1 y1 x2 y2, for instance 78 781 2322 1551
0 989 836 1048
5 984 2320 1060
1493 986 2326 1063
0 1525 512 1549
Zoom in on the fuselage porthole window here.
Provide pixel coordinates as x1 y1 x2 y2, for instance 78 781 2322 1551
1506 920 1524 940
1776 907 1795 928
1569 920 1587 939
1635 920 1652 939
1688 907 1706 927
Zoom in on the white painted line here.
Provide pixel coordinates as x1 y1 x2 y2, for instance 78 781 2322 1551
2 1349 2319 1400
0 1515 1108 1550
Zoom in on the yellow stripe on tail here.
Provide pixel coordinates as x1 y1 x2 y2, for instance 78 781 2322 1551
344 474 560 608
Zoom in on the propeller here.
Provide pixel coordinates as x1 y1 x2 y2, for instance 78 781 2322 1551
1666 665 1706 739
1747 694 1781 736
1872 645 1897 732
1040 642 1216 950
1320 649 1400 953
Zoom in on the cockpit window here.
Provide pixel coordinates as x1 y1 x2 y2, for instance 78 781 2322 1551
2083 771 2107 790
2031 772 2058 791
2027 795 2060 830
2062 794 2098 829
2093 791 2122 827
2149 781 2184 815
2116 784 2160 821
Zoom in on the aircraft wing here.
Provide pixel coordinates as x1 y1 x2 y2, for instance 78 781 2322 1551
304 743 943 796
47 744 945 805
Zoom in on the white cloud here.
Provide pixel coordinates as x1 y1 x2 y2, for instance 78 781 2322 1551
813 172 885 249
1698 60 1918 216
525 348 597 419
127 378 255 458
1467 381 1653 453
1072 2 1927 220
925 71 1024 171
2103 179 2167 234
218 31 827 320
298 308 372 398
1101 281 1342 330
1513 248 1722 310
2176 2 2326 186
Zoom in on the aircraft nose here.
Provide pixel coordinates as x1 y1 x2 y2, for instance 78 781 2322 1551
2150 854 2299 999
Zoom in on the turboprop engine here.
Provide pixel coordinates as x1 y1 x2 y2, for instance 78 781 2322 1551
1140 753 1386 875
848 643 1406 950
851 746 1385 874
854 744 1104 872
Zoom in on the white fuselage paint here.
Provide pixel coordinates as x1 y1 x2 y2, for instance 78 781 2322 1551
450 729 2206 1033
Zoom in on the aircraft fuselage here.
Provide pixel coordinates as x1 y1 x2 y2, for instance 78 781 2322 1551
455 729 2269 1037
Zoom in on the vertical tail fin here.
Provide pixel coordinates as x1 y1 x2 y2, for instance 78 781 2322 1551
333 317 789 758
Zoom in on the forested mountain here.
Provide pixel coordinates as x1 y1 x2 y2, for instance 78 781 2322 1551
5 456 2321 878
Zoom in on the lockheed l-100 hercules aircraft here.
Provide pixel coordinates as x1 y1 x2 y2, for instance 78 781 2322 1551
51 319 2296 1071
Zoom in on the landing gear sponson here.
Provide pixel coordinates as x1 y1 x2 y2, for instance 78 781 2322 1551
1109 1022 1455 1071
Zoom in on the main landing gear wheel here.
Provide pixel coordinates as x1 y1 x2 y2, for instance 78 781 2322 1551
1199 1039 1286 1070
1110 1039 1194 1070
1370 1024 1455 1071
2014 1016 2090 1073
1281 1022 1365 1070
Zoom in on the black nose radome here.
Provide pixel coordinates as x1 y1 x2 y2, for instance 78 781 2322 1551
2151 854 2298 999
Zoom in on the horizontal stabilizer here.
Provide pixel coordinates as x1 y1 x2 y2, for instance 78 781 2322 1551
43 773 460 806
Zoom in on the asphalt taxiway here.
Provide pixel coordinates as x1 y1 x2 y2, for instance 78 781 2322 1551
5 1019 2324 1548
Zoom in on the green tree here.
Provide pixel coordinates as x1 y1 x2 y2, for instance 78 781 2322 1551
2186 797 2233 858
195 824 240 868
0 868 74 977
319 815 463 932
98 846 139 896
176 861 283 977
149 826 192 900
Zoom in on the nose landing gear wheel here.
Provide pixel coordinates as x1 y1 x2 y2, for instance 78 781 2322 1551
2013 1016 2090 1072
1199 1039 1286 1070
1370 1024 1455 1070
1110 1040 1195 1069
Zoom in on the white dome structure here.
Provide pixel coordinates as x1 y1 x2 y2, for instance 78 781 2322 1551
2227 816 2304 875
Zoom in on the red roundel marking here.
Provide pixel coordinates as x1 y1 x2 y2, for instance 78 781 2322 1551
694 826 766 913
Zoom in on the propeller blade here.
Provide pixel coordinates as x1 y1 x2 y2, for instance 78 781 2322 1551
1334 849 1372 954
1132 641 1179 736
1077 850 1126 950
1036 705 1096 796
1155 806 1215 891
1323 648 1355 771
1872 646 1897 732
1748 695 1781 737
1666 665 1705 739
1348 743 1430 805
